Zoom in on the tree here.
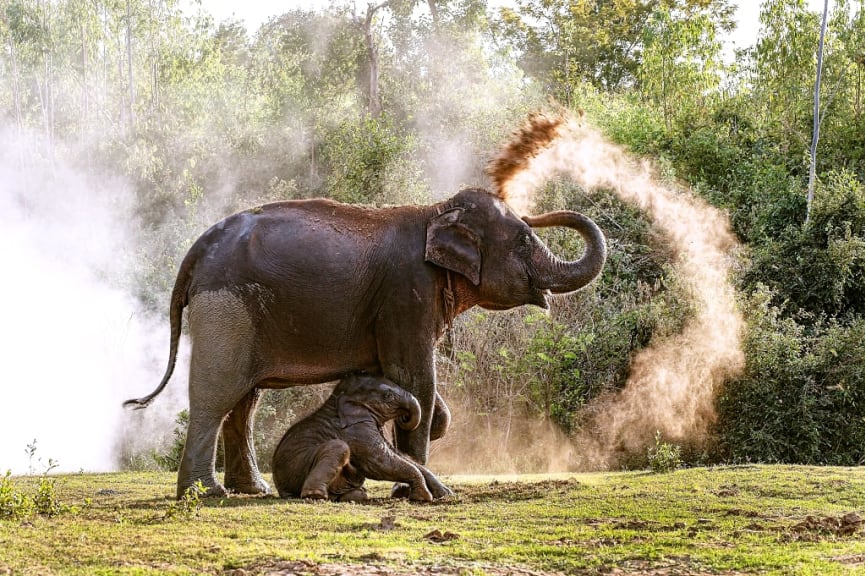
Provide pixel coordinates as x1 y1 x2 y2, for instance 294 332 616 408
807 0 830 222
638 2 730 129
493 0 734 100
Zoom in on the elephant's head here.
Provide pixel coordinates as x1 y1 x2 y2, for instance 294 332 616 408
425 188 606 311
337 374 422 431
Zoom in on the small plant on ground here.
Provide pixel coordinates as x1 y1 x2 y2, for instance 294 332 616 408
163 480 205 521
0 471 35 520
0 458 80 520
648 431 683 473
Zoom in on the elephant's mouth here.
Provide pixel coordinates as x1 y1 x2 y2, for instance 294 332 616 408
534 289 552 310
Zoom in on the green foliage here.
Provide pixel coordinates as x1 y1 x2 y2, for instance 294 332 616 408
0 472 34 520
638 3 727 129
322 114 428 205
647 431 683 473
153 409 190 472
163 480 205 521
715 287 865 464
0 461 80 521
496 0 734 97
742 169 865 317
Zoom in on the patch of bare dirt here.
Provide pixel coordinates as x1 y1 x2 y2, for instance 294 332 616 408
225 558 758 576
456 479 580 503
595 559 749 575
780 512 865 542
224 560 563 576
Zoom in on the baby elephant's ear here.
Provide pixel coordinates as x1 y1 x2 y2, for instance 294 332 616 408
338 395 374 429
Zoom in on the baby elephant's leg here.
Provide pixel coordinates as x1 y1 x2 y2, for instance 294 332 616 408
368 452 433 502
415 463 453 499
330 462 368 502
301 439 351 500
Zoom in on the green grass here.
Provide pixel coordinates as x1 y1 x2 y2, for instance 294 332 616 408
2 466 865 574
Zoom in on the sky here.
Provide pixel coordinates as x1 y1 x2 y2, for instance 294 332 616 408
197 0 833 52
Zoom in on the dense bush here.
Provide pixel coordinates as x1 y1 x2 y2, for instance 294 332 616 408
715 287 865 464
741 169 865 317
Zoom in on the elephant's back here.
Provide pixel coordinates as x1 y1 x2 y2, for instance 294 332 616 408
183 198 425 297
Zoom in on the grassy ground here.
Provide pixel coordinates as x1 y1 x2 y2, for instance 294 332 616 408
2 466 865 575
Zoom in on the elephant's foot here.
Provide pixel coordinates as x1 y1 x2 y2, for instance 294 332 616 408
431 483 455 499
224 473 271 496
390 482 433 502
337 487 368 503
425 477 454 499
177 476 227 499
390 482 410 499
301 487 328 500
409 485 434 502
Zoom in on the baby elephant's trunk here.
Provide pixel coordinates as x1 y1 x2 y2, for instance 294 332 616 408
395 388 422 431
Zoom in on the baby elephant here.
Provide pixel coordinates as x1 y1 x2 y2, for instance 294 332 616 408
272 373 452 502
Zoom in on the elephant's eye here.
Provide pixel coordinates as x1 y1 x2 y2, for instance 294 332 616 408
518 234 532 253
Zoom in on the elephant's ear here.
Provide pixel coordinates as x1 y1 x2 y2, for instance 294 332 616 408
337 395 375 429
425 208 481 285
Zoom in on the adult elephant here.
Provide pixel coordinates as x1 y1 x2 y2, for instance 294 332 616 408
124 187 606 498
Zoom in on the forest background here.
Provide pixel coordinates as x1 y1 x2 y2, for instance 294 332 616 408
2 0 864 476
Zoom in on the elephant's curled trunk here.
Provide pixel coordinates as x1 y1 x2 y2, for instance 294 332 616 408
396 389 422 431
524 211 607 293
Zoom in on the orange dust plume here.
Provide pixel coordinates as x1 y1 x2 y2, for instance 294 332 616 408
497 114 745 468
486 112 565 214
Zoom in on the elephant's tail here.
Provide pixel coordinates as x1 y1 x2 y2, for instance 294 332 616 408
123 260 191 410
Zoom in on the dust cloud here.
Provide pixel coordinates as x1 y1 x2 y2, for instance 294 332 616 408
0 129 186 475
488 113 745 468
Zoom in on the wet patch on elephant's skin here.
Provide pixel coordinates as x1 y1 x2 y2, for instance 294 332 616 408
187 289 256 409
230 282 276 318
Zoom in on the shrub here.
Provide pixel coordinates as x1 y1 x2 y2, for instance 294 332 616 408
647 431 683 473
714 287 865 464
741 169 865 318
321 114 429 205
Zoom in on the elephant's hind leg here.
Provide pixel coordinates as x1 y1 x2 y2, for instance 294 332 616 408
178 410 227 498
301 440 351 500
223 388 271 495
183 289 257 499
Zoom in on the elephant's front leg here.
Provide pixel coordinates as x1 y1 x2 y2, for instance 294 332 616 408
380 353 436 465
222 388 271 495
415 462 453 499
356 439 434 502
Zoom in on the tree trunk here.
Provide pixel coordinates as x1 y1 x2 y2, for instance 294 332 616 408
126 0 136 129
427 0 439 30
9 41 23 138
806 0 829 223
355 1 393 118
363 4 382 118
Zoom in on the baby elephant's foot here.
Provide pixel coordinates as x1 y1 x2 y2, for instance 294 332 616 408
392 483 433 502
430 483 454 499
410 485 434 502
337 487 368 503
300 487 328 500
391 483 410 499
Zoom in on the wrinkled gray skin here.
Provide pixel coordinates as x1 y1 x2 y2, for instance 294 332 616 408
124 187 606 498
272 374 452 502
